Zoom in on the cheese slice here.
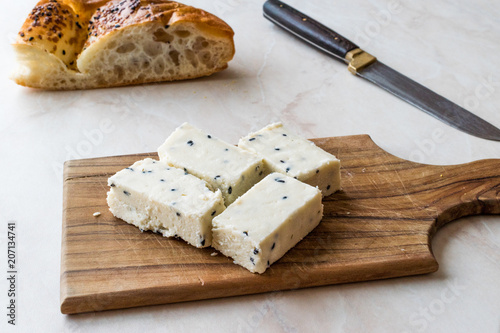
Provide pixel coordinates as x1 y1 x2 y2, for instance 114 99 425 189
106 158 225 248
212 173 323 273
238 123 341 196
158 123 267 205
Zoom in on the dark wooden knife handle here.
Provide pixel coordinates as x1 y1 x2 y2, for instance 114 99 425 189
263 0 358 62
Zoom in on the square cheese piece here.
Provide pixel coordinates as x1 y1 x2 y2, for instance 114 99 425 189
238 123 340 196
158 123 267 206
212 173 323 274
107 158 225 248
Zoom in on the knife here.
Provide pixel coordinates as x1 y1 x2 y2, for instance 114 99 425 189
263 0 500 141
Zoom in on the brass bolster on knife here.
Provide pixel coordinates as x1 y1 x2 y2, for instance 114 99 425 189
345 48 377 74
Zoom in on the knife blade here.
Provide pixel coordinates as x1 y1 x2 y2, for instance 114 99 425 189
263 0 500 141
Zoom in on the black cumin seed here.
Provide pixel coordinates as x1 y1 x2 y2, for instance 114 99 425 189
207 135 212 139
126 167 134 171
123 191 130 196
274 147 280 151
145 13 151 18
282 196 287 200
147 170 152 173
316 169 319 174
327 185 331 190
267 260 270 266
224 148 229 151
69 61 74 65
275 178 285 183
187 140 194 146
201 238 205 246
20 32 25 37
243 231 248 236
58 32 62 38
115 24 120 28
171 188 176 191
259 171 263 176
110 183 116 187
253 248 259 255
249 138 256 141
211 211 216 216
280 160 285 163
176 212 181 217
160 179 165 182
271 242 275 250
250 257 255 265
214 175 221 180
286 167 290 173
282 134 287 136
76 21 82 29
165 24 170 29
29 37 34 41
228 186 232 194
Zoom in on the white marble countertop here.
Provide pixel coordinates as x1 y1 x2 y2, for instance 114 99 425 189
1 0 499 332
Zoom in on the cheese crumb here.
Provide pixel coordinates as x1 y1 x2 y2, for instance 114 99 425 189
93 212 101 217
210 252 218 257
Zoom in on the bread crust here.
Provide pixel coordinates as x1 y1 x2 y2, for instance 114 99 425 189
13 0 235 89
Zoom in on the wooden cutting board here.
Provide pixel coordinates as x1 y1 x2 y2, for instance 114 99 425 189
60 135 500 314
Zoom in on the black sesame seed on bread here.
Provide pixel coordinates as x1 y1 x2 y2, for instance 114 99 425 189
12 0 235 90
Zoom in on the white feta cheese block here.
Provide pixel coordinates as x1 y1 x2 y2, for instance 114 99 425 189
158 123 267 206
238 122 341 196
212 173 323 274
106 158 225 248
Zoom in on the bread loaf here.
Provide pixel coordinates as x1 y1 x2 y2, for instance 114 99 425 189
11 0 235 90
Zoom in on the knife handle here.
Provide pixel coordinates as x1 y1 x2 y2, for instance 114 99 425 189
263 0 358 62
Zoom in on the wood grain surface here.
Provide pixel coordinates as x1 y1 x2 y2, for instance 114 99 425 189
60 135 500 314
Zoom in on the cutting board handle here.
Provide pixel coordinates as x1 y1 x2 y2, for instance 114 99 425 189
347 134 500 235
433 159 500 230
